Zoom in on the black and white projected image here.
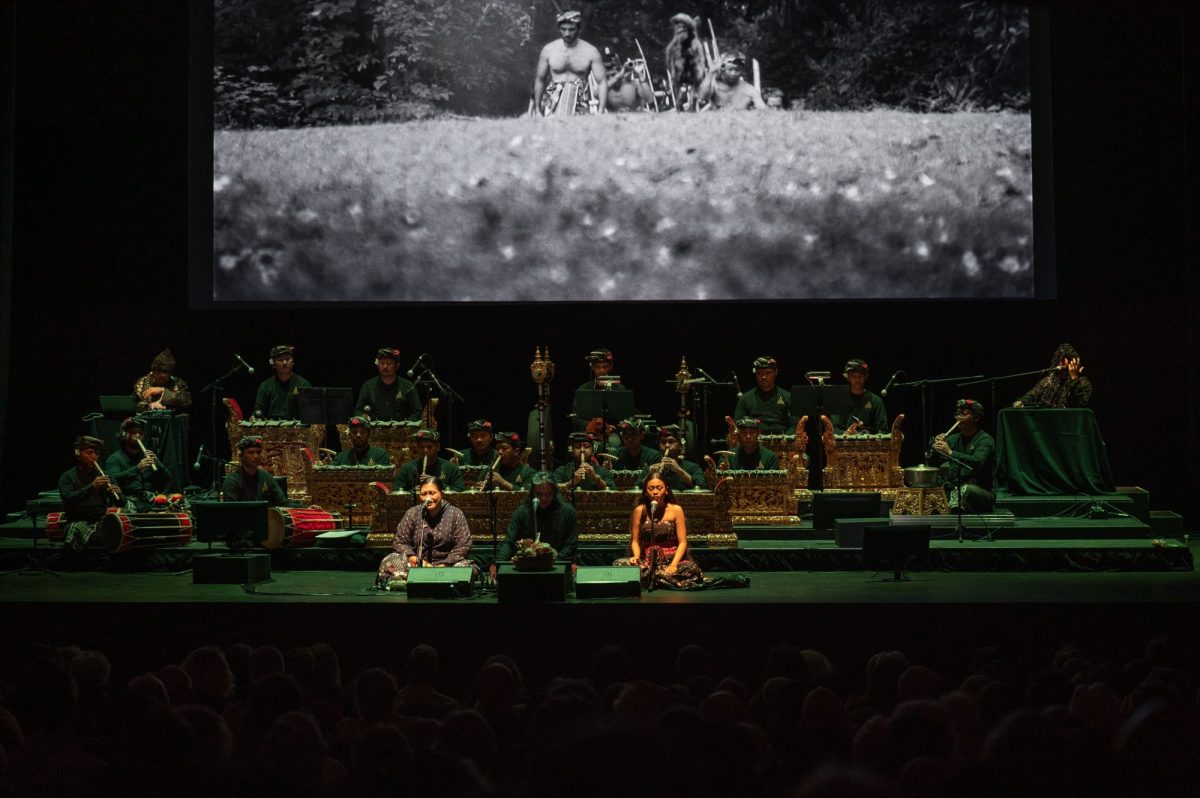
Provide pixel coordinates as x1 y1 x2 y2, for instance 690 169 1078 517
211 0 1034 302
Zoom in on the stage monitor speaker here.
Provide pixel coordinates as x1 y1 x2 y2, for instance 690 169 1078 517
812 492 883 531
575 566 641 599
406 567 473 599
862 524 931 582
192 553 271 584
834 518 890 548
496 563 570 603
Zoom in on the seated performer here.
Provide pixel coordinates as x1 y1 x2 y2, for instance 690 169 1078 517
534 10 606 116
698 52 769 110
104 416 170 509
613 418 662 470
571 348 628 449
332 416 391 466
254 345 312 420
1013 343 1093 408
720 417 781 470
458 419 497 466
622 474 704 589
392 429 466 494
58 435 123 550
931 399 996 513
491 472 579 579
645 424 707 491
832 358 888 434
733 356 792 434
376 476 474 589
356 346 422 422
552 432 616 491
474 431 535 491
221 435 289 506
133 348 192 413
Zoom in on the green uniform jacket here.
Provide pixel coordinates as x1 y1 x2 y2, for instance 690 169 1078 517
477 461 536 490
105 447 171 501
640 459 708 491
355 376 422 422
551 461 616 490
723 446 780 470
734 387 793 434
613 446 662 470
332 446 392 466
499 501 578 562
59 466 120 522
459 447 499 466
832 390 889 434
940 429 996 491
392 457 466 493
221 467 289 506
254 374 312 420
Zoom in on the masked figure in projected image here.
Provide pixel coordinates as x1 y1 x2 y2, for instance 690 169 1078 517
731 356 792 434
1013 343 1093 408
332 416 391 466
377 476 475 589
58 435 123 551
619 474 704 589
534 10 606 116
491 472 578 580
356 347 423 422
664 13 705 111
643 424 707 491
391 429 465 495
931 399 996 513
253 345 312 420
105 416 170 510
133 348 193 413
698 52 768 110
474 431 535 491
831 358 888 434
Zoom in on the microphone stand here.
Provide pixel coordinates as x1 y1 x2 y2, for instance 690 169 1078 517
413 362 464 441
891 374 984 465
668 368 730 460
199 362 252 496
485 462 499 584
958 366 1056 416
934 450 974 543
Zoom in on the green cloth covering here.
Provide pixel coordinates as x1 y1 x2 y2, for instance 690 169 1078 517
831 390 888 434
733 387 793 434
723 446 780 470
498 500 578 562
254 374 312 420
220 467 289 506
392 457 466 493
613 446 662 470
550 461 616 490
332 446 391 466
105 446 171 502
938 429 996 491
355 376 422 422
995 408 1114 495
639 459 708 491
58 466 120 522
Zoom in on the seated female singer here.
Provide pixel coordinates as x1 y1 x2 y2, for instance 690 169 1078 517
622 473 704 589
376 476 474 589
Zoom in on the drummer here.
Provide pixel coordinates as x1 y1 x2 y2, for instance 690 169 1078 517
333 416 392 466
58 435 123 550
105 416 171 509
221 435 289 505
458 419 498 466
392 429 466 494
475 431 536 491
832 358 888 434
719 417 781 470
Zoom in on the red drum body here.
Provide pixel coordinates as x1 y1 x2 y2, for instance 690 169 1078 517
266 508 344 549
98 511 193 553
45 511 65 542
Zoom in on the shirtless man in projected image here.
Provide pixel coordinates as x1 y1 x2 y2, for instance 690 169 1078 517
534 10 606 116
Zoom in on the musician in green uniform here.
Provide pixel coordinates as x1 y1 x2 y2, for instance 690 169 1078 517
719 417 781 470
645 424 707 490
58 435 122 549
612 418 662 470
732 356 792 434
931 399 996 512
104 416 170 509
254 345 312 420
552 432 616 490
221 436 289 506
356 347 423 422
473 432 535 491
458 419 498 466
571 348 628 451
333 416 392 466
392 429 466 494
831 358 889 434
490 472 579 580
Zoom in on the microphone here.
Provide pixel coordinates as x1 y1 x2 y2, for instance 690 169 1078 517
193 443 205 471
532 497 540 510
731 372 743 398
423 497 434 508
406 353 429 378
649 499 658 518
234 354 255 375
880 370 903 398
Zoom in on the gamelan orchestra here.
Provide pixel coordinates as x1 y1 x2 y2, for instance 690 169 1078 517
53 343 1094 590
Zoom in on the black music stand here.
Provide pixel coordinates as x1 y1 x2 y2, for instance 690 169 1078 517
791 384 850 490
573 389 636 455
299 387 354 450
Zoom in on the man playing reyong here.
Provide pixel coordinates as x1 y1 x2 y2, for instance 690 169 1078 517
133 348 192 413
221 435 289 506
733 356 792 434
392 429 466 494
832 358 888 434
720 417 781 470
356 346 422 422
105 416 170 509
534 10 606 116
333 416 391 466
254 345 312 420
931 399 996 512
